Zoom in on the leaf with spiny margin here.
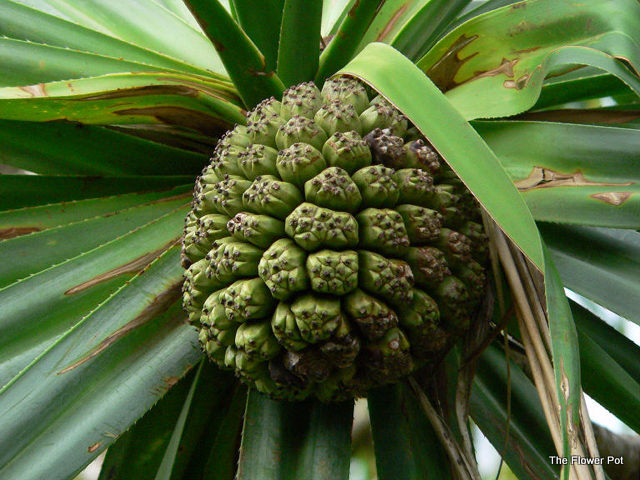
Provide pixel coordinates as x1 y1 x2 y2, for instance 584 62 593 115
97 369 195 480
522 186 640 229
0 193 190 287
0 246 202 480
0 186 191 235
98 361 244 480
543 245 581 470
417 0 640 120
476 121 640 184
0 206 187 387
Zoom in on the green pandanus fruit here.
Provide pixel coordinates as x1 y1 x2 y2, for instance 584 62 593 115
182 78 488 402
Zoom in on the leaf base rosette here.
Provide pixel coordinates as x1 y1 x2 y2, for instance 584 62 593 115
182 78 488 402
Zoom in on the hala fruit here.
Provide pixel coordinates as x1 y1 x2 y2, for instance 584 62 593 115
182 77 487 402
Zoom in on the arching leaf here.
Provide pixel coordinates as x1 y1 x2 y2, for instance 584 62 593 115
417 0 640 120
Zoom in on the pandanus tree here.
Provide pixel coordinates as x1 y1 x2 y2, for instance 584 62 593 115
1 1 640 479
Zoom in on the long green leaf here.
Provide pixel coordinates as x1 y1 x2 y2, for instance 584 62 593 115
178 382 245 480
0 119 205 176
357 0 429 48
277 0 322 86
339 43 542 267
368 383 451 480
321 0 352 37
575 312 640 434
476 121 640 183
0 177 192 209
315 0 382 84
232 0 284 73
517 105 640 126
447 0 532 32
107 124 217 153
155 361 239 480
37 0 226 73
237 391 353 479
0 246 202 480
153 0 205 30
391 0 472 60
11 0 106 29
0 193 190 287
571 301 640 384
10 0 69 20
534 71 630 110
417 0 640 120
543 225 640 325
0 37 179 88
0 70 238 100
0 186 191 235
183 0 285 108
472 344 559 480
476 121 640 228
0 73 245 136
0 206 187 387
98 369 195 480
519 186 640 229
341 42 581 468
543 246 581 465
0 0 213 76
99 361 243 480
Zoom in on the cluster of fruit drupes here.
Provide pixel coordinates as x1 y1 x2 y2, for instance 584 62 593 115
181 77 488 402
